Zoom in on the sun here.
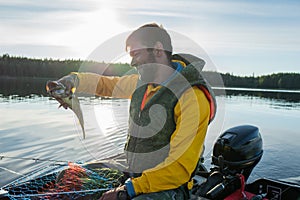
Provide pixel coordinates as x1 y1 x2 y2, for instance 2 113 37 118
58 6 128 60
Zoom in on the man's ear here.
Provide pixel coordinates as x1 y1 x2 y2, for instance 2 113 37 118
154 41 164 57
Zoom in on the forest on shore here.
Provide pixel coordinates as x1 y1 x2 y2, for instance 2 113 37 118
1 54 300 90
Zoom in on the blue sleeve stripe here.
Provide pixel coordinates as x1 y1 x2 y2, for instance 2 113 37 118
125 178 136 198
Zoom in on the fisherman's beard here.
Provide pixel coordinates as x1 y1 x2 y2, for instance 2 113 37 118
135 52 158 83
137 64 159 83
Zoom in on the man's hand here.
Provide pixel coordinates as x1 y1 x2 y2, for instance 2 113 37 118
57 74 78 96
99 185 129 200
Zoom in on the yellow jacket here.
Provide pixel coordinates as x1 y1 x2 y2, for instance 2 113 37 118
74 72 210 195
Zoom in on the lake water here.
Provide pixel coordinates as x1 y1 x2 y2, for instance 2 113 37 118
0 88 300 187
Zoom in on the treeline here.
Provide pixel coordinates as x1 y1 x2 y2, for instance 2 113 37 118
1 54 300 90
0 54 134 78
220 72 300 90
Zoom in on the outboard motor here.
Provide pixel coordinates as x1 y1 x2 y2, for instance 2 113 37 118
195 125 263 199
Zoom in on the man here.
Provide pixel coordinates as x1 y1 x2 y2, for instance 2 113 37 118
52 23 216 199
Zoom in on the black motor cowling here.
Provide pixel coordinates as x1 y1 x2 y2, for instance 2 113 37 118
212 125 263 177
194 125 263 199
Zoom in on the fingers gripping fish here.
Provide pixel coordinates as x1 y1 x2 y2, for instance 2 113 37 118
46 81 86 139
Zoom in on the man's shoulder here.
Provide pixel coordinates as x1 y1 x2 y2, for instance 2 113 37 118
180 86 208 102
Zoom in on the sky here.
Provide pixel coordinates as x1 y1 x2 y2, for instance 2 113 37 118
0 0 300 76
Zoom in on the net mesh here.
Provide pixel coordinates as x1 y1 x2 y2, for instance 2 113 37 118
1 162 125 200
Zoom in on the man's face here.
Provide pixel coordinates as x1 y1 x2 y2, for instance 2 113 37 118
127 41 158 83
129 48 155 68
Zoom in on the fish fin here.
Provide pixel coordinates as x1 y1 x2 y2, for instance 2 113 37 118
45 84 50 92
58 103 69 109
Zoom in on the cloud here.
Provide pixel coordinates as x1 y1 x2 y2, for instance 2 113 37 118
0 0 98 45
0 0 99 13
0 0 128 59
0 0 299 75
0 44 76 59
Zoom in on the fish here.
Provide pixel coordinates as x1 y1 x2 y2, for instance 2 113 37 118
46 81 86 139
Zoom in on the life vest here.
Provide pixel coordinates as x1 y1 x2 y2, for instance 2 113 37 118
124 54 217 173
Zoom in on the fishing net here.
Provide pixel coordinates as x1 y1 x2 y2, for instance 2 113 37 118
1 162 125 200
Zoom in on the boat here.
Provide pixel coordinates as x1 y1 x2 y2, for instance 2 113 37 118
0 125 299 200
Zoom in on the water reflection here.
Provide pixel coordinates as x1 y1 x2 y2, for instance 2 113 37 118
1 79 299 186
1 78 300 103
214 87 300 103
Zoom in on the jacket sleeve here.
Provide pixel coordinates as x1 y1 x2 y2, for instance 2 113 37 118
73 72 138 99
131 86 211 194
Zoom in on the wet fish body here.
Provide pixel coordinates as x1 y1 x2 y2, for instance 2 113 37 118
46 81 86 139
